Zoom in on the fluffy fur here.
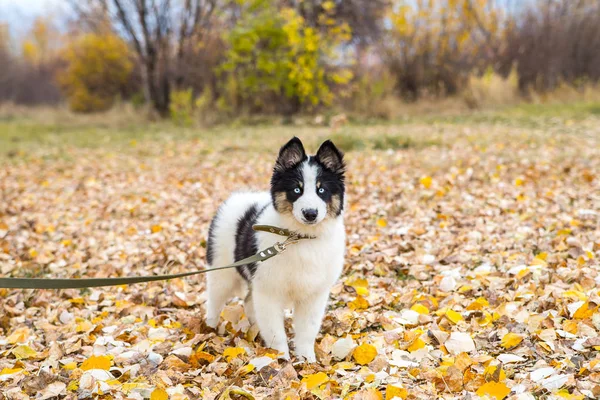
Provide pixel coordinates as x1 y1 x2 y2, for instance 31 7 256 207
205 137 346 362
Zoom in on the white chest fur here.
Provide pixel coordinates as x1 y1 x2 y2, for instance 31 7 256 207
253 224 345 306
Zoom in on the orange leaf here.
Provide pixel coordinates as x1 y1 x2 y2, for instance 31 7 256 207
150 388 168 400
386 384 407 400
349 295 369 310
81 355 111 371
353 343 377 365
420 176 432 188
476 381 510 399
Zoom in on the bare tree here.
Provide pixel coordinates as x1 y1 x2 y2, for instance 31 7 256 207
70 0 218 116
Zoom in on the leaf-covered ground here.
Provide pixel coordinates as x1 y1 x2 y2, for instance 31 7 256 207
1 119 599 399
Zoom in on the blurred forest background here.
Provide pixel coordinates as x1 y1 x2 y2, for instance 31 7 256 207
1 0 600 124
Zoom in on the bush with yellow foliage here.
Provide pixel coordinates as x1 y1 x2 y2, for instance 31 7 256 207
59 33 133 113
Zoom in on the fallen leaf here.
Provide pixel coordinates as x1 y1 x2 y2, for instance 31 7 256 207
353 343 378 365
444 332 476 354
476 381 511 399
81 355 111 371
349 295 369 310
39 382 66 400
386 384 407 400
332 336 356 360
377 218 388 228
151 224 163 233
420 176 433 188
302 372 329 390
223 347 246 362
12 345 37 359
445 309 463 324
500 333 523 349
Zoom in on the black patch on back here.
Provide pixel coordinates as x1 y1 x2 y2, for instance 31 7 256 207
234 203 267 280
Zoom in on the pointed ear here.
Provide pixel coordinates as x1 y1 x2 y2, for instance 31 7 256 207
275 137 306 171
316 140 345 175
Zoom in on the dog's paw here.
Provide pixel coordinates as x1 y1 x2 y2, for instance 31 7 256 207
295 350 317 363
204 318 219 330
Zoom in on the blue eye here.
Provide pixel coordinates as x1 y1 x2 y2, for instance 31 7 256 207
294 188 301 194
318 187 325 194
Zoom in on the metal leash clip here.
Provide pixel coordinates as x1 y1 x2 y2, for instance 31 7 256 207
274 234 302 253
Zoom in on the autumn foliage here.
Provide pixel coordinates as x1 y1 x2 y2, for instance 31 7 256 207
1 0 600 116
58 33 133 113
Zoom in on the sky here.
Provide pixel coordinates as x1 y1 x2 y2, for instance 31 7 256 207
0 0 68 36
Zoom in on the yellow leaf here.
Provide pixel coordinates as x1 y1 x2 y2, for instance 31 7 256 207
562 290 587 301
150 388 168 400
220 387 255 399
376 218 387 228
556 389 584 400
407 338 425 352
347 277 369 296
500 333 523 349
81 355 111 371
349 296 369 310
477 312 493 326
122 382 151 394
151 224 163 233
445 309 463 324
76 319 94 333
353 343 377 365
420 176 432 188
476 381 510 399
386 384 407 400
410 303 429 315
190 350 215 366
67 380 79 391
484 364 506 382
0 368 23 376
238 364 255 375
455 352 473 371
562 319 578 334
62 362 77 370
530 256 547 266
12 345 37 359
514 178 524 186
302 372 329 390
223 347 246 362
467 297 489 311
573 302 596 319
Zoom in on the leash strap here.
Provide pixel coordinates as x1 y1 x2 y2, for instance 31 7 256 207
0 225 308 289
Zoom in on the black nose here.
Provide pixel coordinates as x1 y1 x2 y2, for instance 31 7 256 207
302 209 318 222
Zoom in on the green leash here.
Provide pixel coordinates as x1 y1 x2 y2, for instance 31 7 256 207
0 225 313 289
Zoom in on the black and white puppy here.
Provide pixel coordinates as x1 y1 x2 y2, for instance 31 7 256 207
205 137 346 362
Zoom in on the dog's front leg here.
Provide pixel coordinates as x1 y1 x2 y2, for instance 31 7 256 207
253 291 290 359
293 292 329 363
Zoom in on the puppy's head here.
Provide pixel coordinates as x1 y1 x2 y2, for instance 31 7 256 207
270 137 345 225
